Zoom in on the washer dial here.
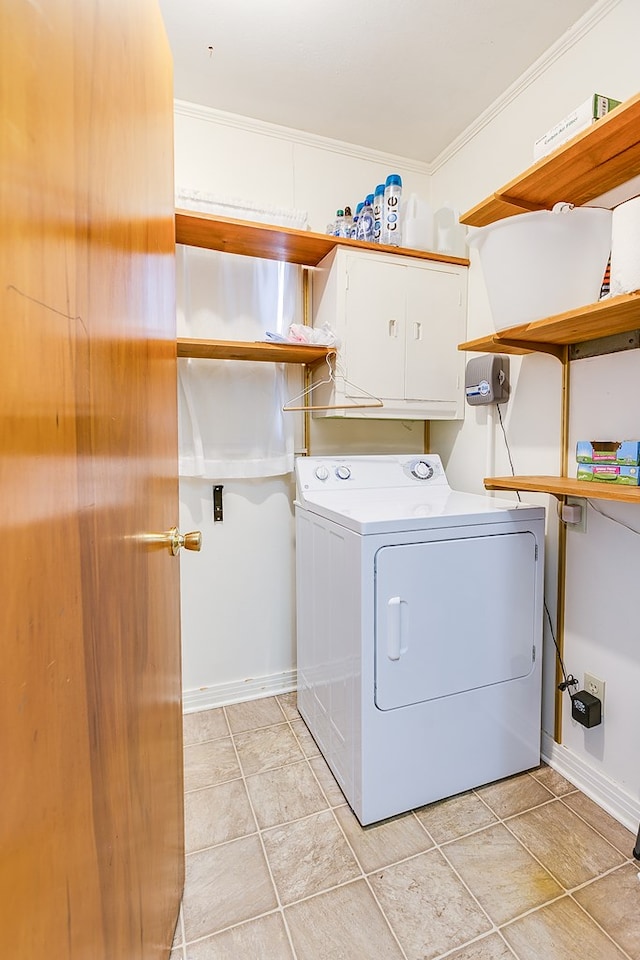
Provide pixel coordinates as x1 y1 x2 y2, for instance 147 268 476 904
411 460 434 480
335 465 351 480
314 465 329 481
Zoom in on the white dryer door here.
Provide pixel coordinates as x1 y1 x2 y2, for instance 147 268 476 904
374 532 538 711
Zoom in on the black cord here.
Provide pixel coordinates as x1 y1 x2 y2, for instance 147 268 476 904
544 600 578 699
496 403 521 501
496 401 577 699
587 498 640 536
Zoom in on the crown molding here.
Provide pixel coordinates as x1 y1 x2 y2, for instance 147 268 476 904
174 99 432 177
430 0 622 173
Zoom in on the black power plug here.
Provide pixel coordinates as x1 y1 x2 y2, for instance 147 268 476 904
571 690 602 728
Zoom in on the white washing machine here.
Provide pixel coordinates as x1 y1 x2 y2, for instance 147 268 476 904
295 454 545 825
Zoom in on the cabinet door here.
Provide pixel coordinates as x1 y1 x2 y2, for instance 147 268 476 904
343 255 406 400
404 264 465 402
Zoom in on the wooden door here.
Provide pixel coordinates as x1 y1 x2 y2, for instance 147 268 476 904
1 2 183 957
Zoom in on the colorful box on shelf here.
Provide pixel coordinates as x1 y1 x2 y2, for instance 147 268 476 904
533 94 621 161
576 440 640 465
577 463 640 485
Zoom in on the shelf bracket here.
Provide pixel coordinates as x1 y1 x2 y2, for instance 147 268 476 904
495 193 548 214
569 329 640 360
492 337 566 361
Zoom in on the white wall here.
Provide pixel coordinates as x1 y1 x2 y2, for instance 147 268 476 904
431 0 640 828
179 475 298 708
174 102 434 233
176 109 431 709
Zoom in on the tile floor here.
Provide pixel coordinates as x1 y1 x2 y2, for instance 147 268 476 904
171 694 640 960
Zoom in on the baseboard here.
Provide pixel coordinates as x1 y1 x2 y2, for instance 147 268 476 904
542 731 640 833
183 669 297 713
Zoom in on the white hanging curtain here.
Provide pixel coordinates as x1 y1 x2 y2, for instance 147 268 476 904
176 192 307 479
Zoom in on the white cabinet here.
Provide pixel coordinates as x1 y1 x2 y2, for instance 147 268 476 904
311 246 467 419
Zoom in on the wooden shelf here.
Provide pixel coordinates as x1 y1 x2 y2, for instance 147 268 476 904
461 92 640 227
177 337 332 364
485 475 640 505
175 209 469 268
459 291 640 359
174 212 468 365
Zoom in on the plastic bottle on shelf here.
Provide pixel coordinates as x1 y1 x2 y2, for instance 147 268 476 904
381 174 402 246
333 209 345 237
373 183 385 242
402 193 434 251
350 202 364 238
434 201 467 256
356 194 375 242
340 206 353 238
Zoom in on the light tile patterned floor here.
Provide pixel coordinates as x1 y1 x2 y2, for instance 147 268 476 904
170 694 640 960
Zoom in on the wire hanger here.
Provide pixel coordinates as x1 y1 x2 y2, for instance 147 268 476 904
283 353 384 412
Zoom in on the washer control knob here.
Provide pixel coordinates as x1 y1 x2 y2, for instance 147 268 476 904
412 460 434 480
335 465 351 480
314 465 330 481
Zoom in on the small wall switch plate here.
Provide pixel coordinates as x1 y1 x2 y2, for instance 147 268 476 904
584 672 605 710
565 496 587 533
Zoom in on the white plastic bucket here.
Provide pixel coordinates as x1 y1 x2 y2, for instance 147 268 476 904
467 205 612 329
610 195 640 296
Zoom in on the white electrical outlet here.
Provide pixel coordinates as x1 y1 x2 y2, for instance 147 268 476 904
565 496 587 533
584 672 605 708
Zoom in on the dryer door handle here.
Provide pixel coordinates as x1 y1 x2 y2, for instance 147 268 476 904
387 596 406 661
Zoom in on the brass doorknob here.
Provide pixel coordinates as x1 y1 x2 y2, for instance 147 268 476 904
167 527 202 556
133 527 203 554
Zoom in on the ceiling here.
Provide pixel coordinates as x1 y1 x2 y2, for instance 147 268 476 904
157 0 598 163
